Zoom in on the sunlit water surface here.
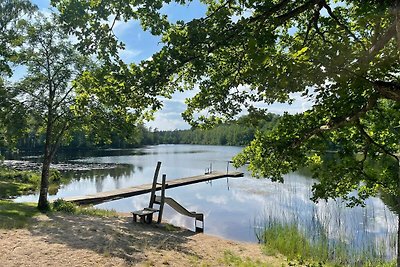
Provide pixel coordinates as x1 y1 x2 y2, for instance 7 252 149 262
14 144 397 260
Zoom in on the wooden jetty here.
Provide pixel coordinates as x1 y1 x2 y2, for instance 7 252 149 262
64 171 243 205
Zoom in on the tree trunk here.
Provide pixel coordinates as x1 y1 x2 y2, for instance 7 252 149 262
397 214 400 267
37 125 52 211
37 108 53 212
397 160 400 267
37 153 51 211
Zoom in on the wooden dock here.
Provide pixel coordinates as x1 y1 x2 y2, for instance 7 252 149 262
64 171 244 205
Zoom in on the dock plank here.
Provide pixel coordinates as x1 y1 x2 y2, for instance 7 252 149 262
64 171 243 205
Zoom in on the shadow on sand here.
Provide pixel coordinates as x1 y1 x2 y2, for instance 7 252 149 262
29 213 199 265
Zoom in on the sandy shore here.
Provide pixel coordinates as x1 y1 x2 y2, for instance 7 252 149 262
0 213 283 266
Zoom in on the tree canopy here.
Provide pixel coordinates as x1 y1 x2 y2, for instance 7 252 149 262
0 0 36 76
15 14 93 209
0 0 36 148
52 0 400 204
2 8 165 209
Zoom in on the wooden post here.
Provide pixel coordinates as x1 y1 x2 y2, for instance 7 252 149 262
148 161 161 209
157 174 167 224
195 214 204 233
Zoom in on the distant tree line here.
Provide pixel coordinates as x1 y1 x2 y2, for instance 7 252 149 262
13 113 281 150
147 113 280 146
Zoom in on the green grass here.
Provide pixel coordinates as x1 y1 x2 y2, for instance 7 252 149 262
0 168 40 198
0 200 40 229
0 167 76 198
0 168 41 184
51 198 118 217
258 221 396 267
0 198 118 230
0 181 34 198
261 223 328 263
74 206 118 217
164 223 181 232
362 262 396 267
221 250 269 267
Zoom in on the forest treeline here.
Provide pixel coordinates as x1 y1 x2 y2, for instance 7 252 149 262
15 113 281 150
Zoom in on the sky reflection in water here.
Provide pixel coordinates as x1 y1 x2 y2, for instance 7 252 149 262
15 144 397 259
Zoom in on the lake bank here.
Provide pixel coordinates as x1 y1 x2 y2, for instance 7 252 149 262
1 160 123 172
0 212 284 267
5 144 398 262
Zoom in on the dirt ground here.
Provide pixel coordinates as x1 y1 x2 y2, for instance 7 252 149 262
0 213 284 267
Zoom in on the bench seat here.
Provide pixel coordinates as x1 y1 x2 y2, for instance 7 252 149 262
132 209 159 223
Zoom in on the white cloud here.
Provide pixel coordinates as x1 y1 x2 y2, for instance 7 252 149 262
147 113 191 131
195 193 228 205
266 92 313 114
112 19 139 38
145 90 197 130
169 86 199 102
146 84 315 130
226 85 314 116
118 48 142 63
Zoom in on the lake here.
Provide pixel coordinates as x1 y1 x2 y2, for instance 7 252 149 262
14 144 397 260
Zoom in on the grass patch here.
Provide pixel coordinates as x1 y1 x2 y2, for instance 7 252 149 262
0 168 40 198
258 221 395 267
164 223 181 232
188 255 211 266
0 200 40 229
0 167 75 198
362 262 396 267
261 223 328 262
0 198 117 230
0 181 35 198
52 198 117 217
221 250 269 267
75 206 118 217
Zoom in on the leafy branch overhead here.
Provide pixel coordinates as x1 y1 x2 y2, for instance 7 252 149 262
0 0 37 147
1 5 166 210
51 1 400 205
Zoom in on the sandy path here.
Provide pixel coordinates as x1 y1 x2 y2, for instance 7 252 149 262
0 213 283 266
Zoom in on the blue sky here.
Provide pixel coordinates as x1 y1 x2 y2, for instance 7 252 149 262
29 0 310 130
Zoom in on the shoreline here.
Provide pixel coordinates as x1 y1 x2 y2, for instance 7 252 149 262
0 212 284 266
1 160 126 172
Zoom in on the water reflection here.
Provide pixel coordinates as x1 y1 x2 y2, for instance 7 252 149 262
62 164 135 183
14 144 397 261
5 148 148 162
251 173 397 260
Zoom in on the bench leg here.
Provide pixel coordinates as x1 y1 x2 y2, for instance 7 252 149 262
145 214 153 224
132 212 155 224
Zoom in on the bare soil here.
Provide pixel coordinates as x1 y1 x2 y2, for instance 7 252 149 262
0 213 284 266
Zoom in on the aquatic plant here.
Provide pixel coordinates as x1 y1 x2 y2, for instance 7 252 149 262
256 219 394 266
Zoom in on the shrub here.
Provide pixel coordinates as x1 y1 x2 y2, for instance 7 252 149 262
52 198 77 213
49 169 62 182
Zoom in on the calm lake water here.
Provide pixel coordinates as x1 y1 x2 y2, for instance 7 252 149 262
15 144 397 260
